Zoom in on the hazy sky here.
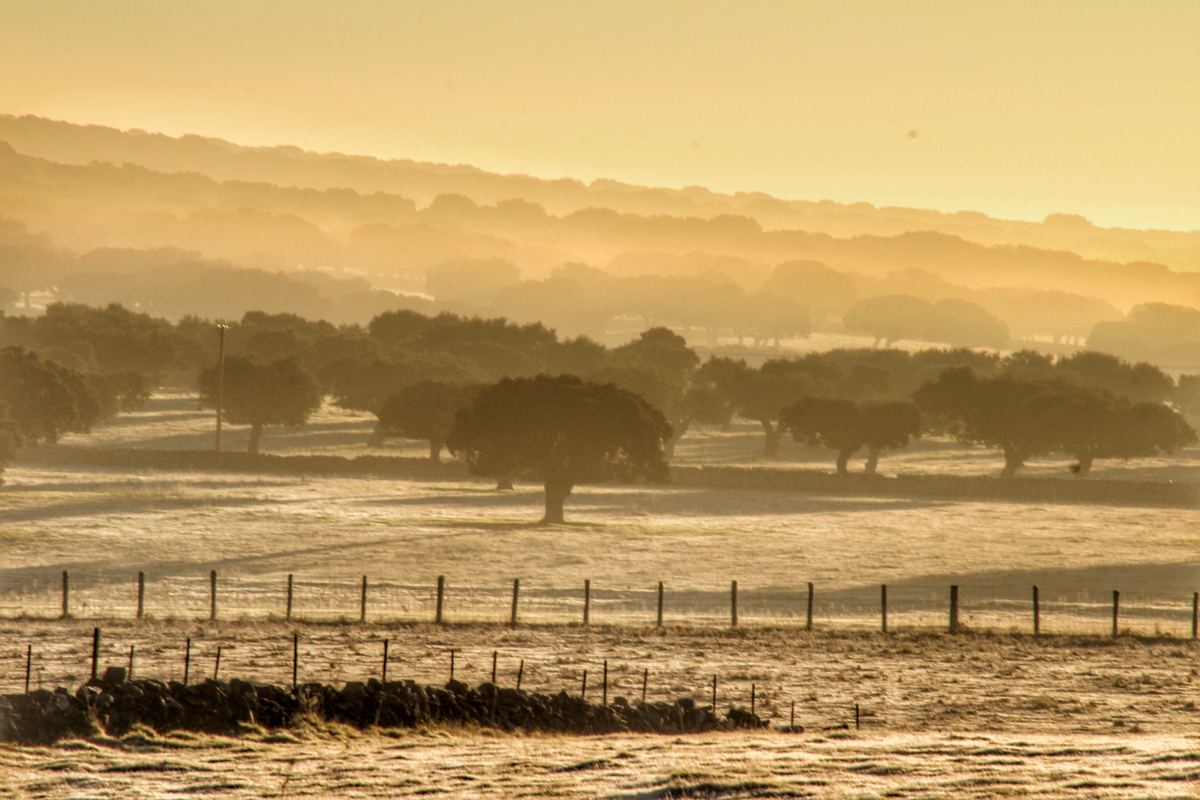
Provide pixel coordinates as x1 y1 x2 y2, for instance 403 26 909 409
3 1 1199 230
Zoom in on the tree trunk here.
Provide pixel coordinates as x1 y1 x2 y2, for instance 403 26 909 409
1000 445 1026 478
496 474 514 491
761 420 782 459
1073 454 1094 476
864 446 880 474
836 448 853 475
366 426 385 447
247 423 263 455
542 477 573 524
428 439 443 463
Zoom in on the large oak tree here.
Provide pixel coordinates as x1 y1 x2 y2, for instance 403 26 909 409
447 374 672 523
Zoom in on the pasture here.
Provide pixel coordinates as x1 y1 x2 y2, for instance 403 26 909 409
1 393 1199 798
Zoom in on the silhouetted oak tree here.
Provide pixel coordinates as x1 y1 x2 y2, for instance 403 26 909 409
447 374 672 523
375 381 479 461
0 346 98 445
781 397 923 474
199 356 321 454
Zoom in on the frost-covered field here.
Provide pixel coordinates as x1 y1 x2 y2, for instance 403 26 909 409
2 393 1199 798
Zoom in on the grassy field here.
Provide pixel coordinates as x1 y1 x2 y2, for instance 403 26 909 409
2 393 1199 798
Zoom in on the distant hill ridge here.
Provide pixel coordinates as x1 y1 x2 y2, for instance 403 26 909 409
2 113 1199 274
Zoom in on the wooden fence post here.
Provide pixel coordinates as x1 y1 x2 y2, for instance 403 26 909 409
581 669 587 699
128 644 135 681
711 675 717 712
881 584 888 633
730 580 738 627
1112 590 1120 638
751 684 756 717
209 570 217 621
806 582 814 632
602 660 608 706
382 639 389 683
435 576 445 624
214 645 222 680
657 578 667 628
583 579 591 626
90 627 100 680
292 633 298 690
1192 592 1198 641
449 649 455 682
516 659 524 691
286 574 294 620
183 637 191 685
491 651 498 684
949 585 959 633
642 668 648 703
1032 585 1040 636
61 571 69 618
137 572 145 619
25 645 32 693
510 578 520 626
360 575 368 623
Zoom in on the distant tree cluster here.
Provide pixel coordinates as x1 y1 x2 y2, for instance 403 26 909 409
914 368 1195 477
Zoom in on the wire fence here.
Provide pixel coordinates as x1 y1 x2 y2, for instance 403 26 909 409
4 569 1198 640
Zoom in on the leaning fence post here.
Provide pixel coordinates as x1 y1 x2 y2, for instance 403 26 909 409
806 582 814 632
516 659 524 691
214 646 222 680
360 575 368 623
209 570 217 620
642 668 648 703
435 576 445 624
137 571 145 619
286 574 294 620
880 584 888 633
583 579 591 626
510 578 520 626
949 585 959 633
61 571 70 618
1112 590 1120 638
657 578 667 628
730 580 738 627
1033 585 1040 636
90 627 100 680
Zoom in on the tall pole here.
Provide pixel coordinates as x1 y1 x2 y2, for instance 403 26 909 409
215 323 228 452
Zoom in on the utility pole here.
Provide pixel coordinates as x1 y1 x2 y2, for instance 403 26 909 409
215 323 228 452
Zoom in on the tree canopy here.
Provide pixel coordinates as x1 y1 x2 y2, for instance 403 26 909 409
447 374 672 523
780 397 923 474
0 345 98 446
198 356 322 454
915 367 1196 477
375 380 479 461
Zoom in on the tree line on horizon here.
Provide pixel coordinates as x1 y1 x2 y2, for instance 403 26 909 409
1 301 1198 506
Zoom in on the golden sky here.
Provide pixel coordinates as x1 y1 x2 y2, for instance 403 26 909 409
3 1 1199 229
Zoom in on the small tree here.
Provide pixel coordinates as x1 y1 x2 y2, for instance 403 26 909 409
781 397 922 474
375 381 479 461
198 356 322 454
447 374 672 523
